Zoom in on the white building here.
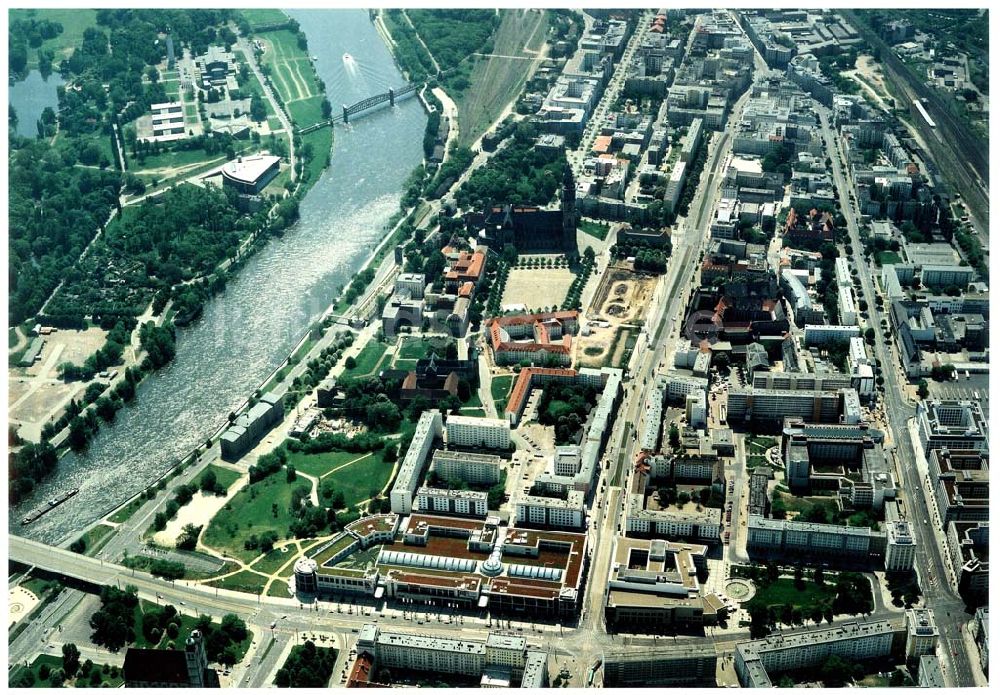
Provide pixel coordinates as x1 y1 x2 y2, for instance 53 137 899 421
735 620 901 687
905 609 939 660
446 414 511 450
686 390 707 429
431 450 502 486
515 489 586 529
416 487 489 517
885 520 916 572
390 410 443 514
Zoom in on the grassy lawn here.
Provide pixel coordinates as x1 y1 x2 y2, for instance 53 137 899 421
459 407 487 417
75 523 116 557
746 578 836 613
260 29 322 123
344 340 390 377
462 389 483 408
396 335 453 361
876 250 903 266
20 576 58 599
241 9 289 27
746 435 778 453
314 453 395 509
108 496 144 524
455 9 548 148
491 374 514 414
204 463 242 492
300 128 333 185
10 9 99 71
128 147 228 173
250 547 299 576
580 218 611 241
202 473 310 563
287 450 370 479
267 581 292 598
287 96 326 127
205 570 269 595
127 599 201 649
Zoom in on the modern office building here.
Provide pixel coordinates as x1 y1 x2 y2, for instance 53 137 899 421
804 324 862 345
905 608 939 661
515 489 586 529
727 387 851 424
416 487 489 517
446 414 511 450
354 623 547 687
927 449 989 525
604 536 725 631
220 154 281 195
603 647 717 686
219 392 284 461
917 400 989 454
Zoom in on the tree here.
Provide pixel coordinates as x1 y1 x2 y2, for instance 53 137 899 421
794 565 805 590
345 356 357 370
917 379 930 400
62 643 81 677
814 567 825 585
200 469 218 494
286 464 297 483
668 422 680 449
748 604 770 639
864 327 875 345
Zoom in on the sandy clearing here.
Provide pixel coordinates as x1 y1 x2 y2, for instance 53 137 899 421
501 266 575 311
153 486 243 548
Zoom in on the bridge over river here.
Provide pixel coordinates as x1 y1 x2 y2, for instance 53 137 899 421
298 82 421 134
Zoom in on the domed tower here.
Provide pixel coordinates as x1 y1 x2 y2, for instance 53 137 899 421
561 165 578 255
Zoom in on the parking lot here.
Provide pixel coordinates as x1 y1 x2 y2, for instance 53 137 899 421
928 373 989 418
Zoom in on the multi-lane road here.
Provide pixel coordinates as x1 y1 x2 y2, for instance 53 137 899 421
817 105 975 688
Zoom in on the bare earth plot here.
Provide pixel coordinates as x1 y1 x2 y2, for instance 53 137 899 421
576 266 657 367
501 266 575 312
457 9 549 148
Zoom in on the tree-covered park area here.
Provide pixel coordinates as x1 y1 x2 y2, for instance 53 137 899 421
274 640 338 687
738 564 874 638
86 585 251 666
454 122 567 210
537 379 599 445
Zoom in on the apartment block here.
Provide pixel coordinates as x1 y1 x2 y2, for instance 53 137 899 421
446 414 511 450
735 619 903 687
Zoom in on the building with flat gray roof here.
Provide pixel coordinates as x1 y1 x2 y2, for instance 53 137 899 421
746 513 886 564
355 623 547 687
220 392 284 461
390 410 443 513
603 645 717 686
917 400 989 454
735 619 904 687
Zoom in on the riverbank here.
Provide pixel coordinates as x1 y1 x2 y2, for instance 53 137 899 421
13 9 428 545
10 13 332 502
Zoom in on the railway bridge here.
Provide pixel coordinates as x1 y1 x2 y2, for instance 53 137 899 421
297 83 419 135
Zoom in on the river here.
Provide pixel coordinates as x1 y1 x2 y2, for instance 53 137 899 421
13 10 426 544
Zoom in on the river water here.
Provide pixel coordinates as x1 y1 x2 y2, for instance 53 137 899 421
13 10 426 543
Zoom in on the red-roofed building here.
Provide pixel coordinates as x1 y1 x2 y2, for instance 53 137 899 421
444 248 487 292
486 311 579 367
